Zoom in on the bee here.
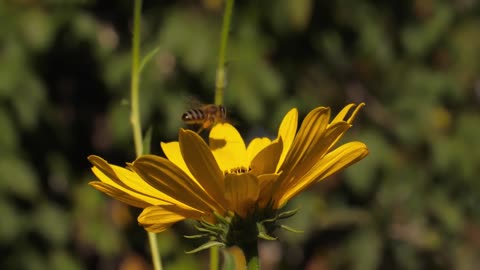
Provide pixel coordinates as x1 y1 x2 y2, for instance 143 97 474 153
181 104 227 133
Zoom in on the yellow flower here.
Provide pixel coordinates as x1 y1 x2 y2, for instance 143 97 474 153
88 103 368 234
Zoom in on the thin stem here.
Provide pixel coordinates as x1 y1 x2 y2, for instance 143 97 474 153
244 242 260 270
211 1 234 269
214 0 234 106
130 1 162 270
148 231 162 270
210 245 219 270
130 0 143 157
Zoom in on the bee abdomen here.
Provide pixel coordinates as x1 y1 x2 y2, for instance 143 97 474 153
181 109 205 124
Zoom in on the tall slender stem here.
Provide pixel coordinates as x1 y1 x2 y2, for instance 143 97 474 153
130 1 162 270
210 245 220 270
130 0 143 157
214 0 234 106
244 242 260 270
211 1 234 269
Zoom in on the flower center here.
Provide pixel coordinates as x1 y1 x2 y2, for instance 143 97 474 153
225 166 251 175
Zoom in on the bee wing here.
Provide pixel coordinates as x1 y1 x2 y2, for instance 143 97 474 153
185 95 206 110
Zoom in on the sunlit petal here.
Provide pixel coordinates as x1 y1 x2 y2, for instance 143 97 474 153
250 138 283 175
89 155 166 206
279 107 330 175
276 108 298 171
210 123 248 170
327 103 365 151
246 137 272 163
224 173 260 217
138 205 195 233
179 129 227 206
161 141 195 180
132 154 223 213
275 141 369 208
89 181 152 208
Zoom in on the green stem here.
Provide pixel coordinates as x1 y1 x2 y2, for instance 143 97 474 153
130 0 143 157
210 1 234 269
130 1 162 270
214 0 234 106
148 230 162 270
210 245 219 270
244 242 260 270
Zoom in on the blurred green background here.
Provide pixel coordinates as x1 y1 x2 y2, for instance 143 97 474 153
1 0 480 269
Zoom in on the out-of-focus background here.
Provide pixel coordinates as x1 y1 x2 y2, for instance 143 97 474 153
1 0 480 269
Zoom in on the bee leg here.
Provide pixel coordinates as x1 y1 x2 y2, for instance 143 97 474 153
196 126 205 133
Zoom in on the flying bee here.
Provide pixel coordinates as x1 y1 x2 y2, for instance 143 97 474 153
181 104 227 133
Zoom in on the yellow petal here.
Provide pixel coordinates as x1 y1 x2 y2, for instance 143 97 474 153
209 123 248 171
246 137 272 163
278 121 351 193
327 103 365 151
224 173 259 217
250 138 283 175
276 108 298 171
256 173 280 208
225 246 247 270
275 141 369 208
179 129 227 206
89 155 166 206
161 141 195 180
132 155 223 214
89 181 152 208
279 107 331 176
331 103 365 125
138 205 192 233
330 103 356 124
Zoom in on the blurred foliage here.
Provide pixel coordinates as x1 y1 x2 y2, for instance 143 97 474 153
1 0 480 269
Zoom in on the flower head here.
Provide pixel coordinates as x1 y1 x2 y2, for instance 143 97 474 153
89 103 368 243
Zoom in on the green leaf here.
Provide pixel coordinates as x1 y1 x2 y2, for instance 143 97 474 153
48 250 83 270
32 203 70 246
143 126 153 154
139 46 161 74
347 227 382 270
280 224 304 234
185 241 225 254
0 108 18 151
0 157 38 199
0 198 25 243
257 232 277 241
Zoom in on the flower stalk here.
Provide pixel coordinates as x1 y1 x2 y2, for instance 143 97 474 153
212 0 234 269
130 0 162 269
214 0 234 106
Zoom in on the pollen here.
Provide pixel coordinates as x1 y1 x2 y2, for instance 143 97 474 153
225 166 251 175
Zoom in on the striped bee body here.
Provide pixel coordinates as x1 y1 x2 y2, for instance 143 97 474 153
181 104 227 133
